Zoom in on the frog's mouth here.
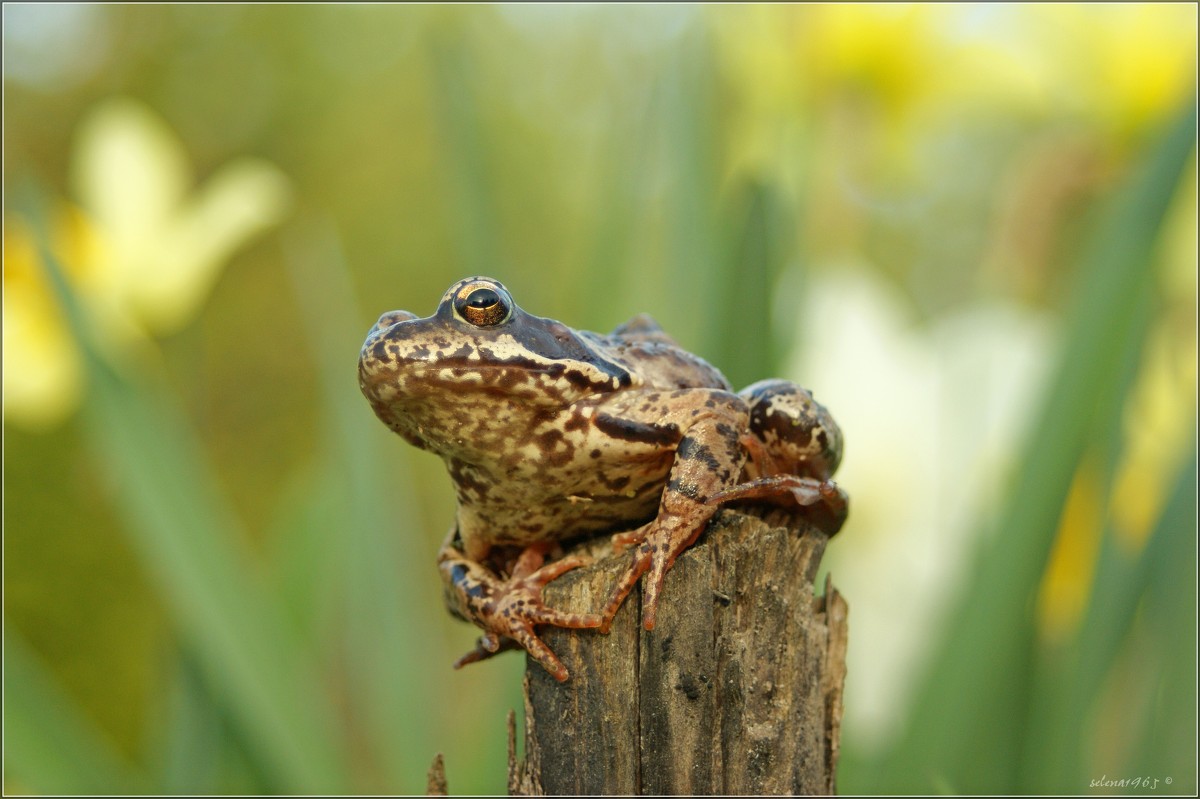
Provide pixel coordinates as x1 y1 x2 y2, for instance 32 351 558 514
397 359 628 399
371 312 635 388
361 294 644 409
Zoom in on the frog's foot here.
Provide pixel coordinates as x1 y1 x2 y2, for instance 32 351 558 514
599 510 707 633
597 524 651 634
451 553 604 682
452 632 519 669
609 521 652 555
707 475 849 535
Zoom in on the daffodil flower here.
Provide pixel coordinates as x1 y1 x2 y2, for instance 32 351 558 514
790 266 1052 748
712 5 1196 184
3 96 292 431
3 215 87 429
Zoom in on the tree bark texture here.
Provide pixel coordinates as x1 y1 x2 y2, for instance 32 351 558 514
507 508 848 796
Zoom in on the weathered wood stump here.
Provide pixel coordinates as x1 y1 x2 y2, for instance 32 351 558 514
506 508 848 795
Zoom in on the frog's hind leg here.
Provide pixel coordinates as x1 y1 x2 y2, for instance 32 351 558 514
438 536 603 682
598 393 750 633
707 475 849 536
599 505 710 634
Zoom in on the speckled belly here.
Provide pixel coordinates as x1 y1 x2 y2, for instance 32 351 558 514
456 472 668 556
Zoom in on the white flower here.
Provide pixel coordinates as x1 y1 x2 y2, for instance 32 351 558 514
787 265 1052 749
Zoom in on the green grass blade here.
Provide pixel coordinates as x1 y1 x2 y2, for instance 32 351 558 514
159 657 219 793
262 460 342 652
860 102 1196 794
23 195 350 793
581 77 661 328
661 23 722 355
282 217 440 791
1018 255 1165 788
713 179 794 386
1021 437 1195 790
154 647 288 795
428 31 501 278
1131 449 1197 792
81 320 348 794
3 629 148 794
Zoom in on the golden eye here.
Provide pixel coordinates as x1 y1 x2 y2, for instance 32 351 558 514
454 283 511 326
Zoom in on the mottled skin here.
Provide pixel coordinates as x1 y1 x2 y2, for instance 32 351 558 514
359 277 847 681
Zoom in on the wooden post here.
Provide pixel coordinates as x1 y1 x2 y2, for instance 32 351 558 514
507 509 848 795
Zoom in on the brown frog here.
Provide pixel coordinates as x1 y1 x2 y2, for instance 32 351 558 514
358 276 847 681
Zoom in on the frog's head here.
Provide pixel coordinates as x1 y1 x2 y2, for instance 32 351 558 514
359 277 634 438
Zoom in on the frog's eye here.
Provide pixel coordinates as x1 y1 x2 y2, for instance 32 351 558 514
454 283 512 327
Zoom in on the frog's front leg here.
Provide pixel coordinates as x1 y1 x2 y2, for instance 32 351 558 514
598 391 749 632
437 530 603 682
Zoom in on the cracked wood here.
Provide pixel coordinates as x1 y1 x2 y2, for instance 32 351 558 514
507 508 848 795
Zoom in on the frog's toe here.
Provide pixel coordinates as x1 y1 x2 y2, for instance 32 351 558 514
509 623 571 682
513 556 603 628
454 626 571 681
707 475 849 535
610 522 650 555
528 604 603 629
598 543 653 633
475 570 602 680
452 632 515 670
640 555 673 631
525 554 591 586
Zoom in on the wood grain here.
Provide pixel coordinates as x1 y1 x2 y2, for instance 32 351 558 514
507 509 848 795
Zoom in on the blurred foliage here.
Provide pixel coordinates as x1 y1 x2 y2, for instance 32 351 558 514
3 5 1195 795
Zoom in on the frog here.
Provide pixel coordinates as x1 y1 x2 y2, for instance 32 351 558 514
358 276 847 682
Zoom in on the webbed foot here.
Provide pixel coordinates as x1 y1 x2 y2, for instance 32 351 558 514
599 505 711 633
707 475 848 535
444 548 603 682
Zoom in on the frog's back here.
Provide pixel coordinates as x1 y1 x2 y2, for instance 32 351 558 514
587 315 734 393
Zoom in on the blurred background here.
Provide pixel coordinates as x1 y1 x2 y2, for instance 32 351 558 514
3 4 1195 794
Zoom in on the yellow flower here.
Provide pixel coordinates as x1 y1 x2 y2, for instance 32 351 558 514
1109 159 1198 552
1036 156 1196 642
711 5 1196 183
3 216 86 430
1036 459 1104 645
2 97 292 431
1032 4 1197 138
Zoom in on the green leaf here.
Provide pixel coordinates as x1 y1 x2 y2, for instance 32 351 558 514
713 179 795 386
1021 439 1196 791
3 628 148 794
24 190 351 793
661 24 723 356
151 647 274 794
428 32 502 278
282 217 441 791
860 102 1196 794
1131 450 1197 792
